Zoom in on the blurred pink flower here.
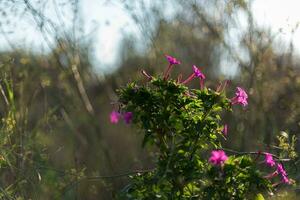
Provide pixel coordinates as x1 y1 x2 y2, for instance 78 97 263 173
123 112 133 124
193 65 206 89
209 150 228 166
277 163 287 176
231 87 248 106
182 65 206 89
193 65 205 79
164 55 181 80
264 153 275 167
282 175 290 184
276 163 290 184
110 111 120 124
165 55 181 65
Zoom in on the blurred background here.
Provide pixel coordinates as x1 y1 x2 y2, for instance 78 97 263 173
0 0 299 199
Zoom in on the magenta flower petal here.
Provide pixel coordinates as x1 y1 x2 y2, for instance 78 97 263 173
165 55 181 65
192 65 205 79
231 87 248 106
209 150 228 166
123 112 133 124
276 163 290 184
110 111 120 124
277 163 287 176
264 153 275 167
281 175 290 184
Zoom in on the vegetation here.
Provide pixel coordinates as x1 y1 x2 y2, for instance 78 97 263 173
0 0 299 199
114 57 296 199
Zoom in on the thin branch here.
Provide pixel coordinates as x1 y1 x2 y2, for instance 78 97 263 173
23 0 95 116
221 147 291 161
71 61 95 115
0 82 9 106
85 169 154 180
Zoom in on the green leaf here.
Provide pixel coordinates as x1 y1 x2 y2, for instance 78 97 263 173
254 193 265 200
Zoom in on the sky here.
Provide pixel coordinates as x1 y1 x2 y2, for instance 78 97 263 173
253 0 300 48
81 0 137 71
0 0 136 72
0 0 300 73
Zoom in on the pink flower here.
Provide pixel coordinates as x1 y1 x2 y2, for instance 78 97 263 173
209 150 228 166
276 163 290 184
231 87 248 106
165 55 181 65
163 55 181 80
123 112 133 124
264 153 275 167
265 163 291 184
193 65 205 79
110 111 120 124
276 163 287 176
282 175 290 184
222 124 228 136
182 65 206 89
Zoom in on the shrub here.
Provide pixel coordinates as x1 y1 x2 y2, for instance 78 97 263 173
111 55 296 199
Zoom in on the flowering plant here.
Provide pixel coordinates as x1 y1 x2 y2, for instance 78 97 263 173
112 55 296 199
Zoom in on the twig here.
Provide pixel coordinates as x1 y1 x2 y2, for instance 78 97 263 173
0 82 9 106
71 61 95 115
85 169 154 180
221 147 291 161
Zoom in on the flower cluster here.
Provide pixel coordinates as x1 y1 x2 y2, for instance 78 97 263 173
164 56 249 107
263 153 290 184
110 111 133 124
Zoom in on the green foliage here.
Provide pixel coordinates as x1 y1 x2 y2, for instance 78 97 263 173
116 77 276 199
203 156 271 199
0 71 86 199
276 132 298 160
